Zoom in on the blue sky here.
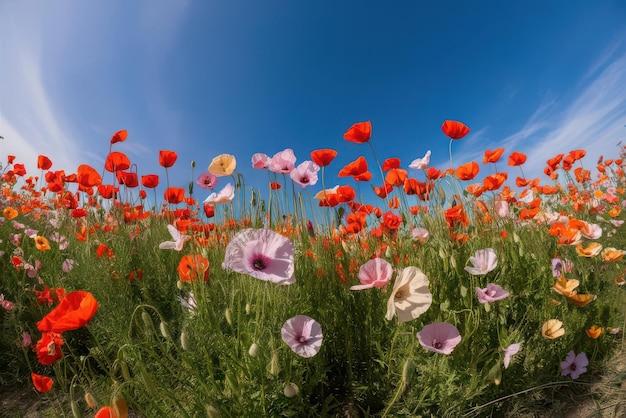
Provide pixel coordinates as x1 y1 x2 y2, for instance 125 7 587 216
2 0 626 203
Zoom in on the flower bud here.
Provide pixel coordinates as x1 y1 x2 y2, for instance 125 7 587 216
224 308 232 325
159 321 171 339
180 329 190 350
284 382 299 398
269 350 280 375
248 343 259 358
245 303 251 315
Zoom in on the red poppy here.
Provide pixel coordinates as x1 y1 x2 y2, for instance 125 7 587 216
343 121 372 143
77 164 102 188
311 149 338 167
546 154 564 170
159 150 178 168
177 254 210 282
270 181 282 190
385 168 408 186
139 190 147 199
35 332 64 365
96 243 115 259
483 148 505 164
110 129 128 144
426 167 441 180
164 187 185 204
140 174 159 189
444 204 469 229
71 208 88 218
98 184 119 199
36 286 54 305
483 172 508 191
455 161 479 181
36 291 99 333
568 149 586 162
442 120 470 140
7 155 16 164
204 203 215 218
508 151 527 166
104 152 131 172
382 158 401 171
338 156 369 178
372 183 393 198
382 211 402 230
117 171 138 188
37 155 53 170
31 373 54 393
13 163 27 176
466 183 484 197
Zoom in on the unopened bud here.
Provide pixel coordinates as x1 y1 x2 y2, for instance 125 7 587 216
248 343 259 357
180 329 190 350
224 308 232 325
245 303 251 315
284 382 299 398
159 321 170 339
206 405 220 418
269 350 280 375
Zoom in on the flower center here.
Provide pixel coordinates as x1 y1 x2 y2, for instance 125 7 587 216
253 257 267 270
301 177 309 183
297 335 307 344
432 339 443 349
570 363 577 371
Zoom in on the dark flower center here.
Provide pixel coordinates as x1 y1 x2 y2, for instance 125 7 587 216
253 258 267 270
301 177 309 183
432 339 443 349
570 363 577 371
298 335 307 344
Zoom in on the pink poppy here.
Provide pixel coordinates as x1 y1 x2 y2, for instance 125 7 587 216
350 258 393 290
464 248 498 275
289 161 320 187
560 350 588 379
475 283 510 303
503 343 522 369
196 172 218 190
417 322 462 355
281 315 323 358
269 149 297 173
223 228 295 285
251 153 271 169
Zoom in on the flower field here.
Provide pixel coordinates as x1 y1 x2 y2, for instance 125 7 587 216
1 121 625 417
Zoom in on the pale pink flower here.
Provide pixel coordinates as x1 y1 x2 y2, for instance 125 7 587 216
62 259 76 273
551 258 573 277
503 343 521 369
12 221 25 229
417 322 462 355
350 258 393 290
196 172 218 190
203 183 235 204
560 350 588 379
494 200 509 218
581 222 602 240
289 161 320 187
385 267 432 323
25 228 38 238
464 248 498 275
20 332 32 347
1 296 14 311
475 283 510 303
269 149 297 174
251 153 271 169
24 260 42 278
223 228 295 285
609 220 624 228
411 227 430 243
281 315 323 358
159 224 191 251
408 150 431 170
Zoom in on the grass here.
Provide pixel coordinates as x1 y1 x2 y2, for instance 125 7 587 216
0 132 625 417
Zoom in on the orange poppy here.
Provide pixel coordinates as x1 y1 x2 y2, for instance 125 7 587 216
388 196 400 209
177 254 210 282
568 149 586 162
31 373 54 393
382 158 401 170
483 148 505 164
37 291 99 333
385 168 408 186
508 152 527 166
466 183 484 197
382 211 402 229
98 184 119 199
105 152 131 172
110 129 128 144
553 277 579 297
445 204 469 229
338 156 369 178
270 181 282 190
311 149 338 167
426 167 441 180
37 155 53 170
567 293 596 307
372 183 393 198
164 187 185 204
343 121 372 143
35 236 51 251
455 161 479 181
441 120 470 140
482 172 508 191
546 154 564 170
159 150 178 168
585 325 602 339
77 164 102 188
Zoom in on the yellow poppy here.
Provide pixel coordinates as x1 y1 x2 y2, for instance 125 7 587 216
552 277 579 297
575 242 603 257
35 236 51 252
601 247 624 261
542 319 565 339
585 325 602 339
566 293 596 307
208 154 236 177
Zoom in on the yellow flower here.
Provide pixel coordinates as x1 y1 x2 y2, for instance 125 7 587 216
566 293 596 307
585 325 602 339
575 242 602 257
3 207 18 220
208 154 236 177
34 236 51 252
601 247 625 261
542 319 565 339
552 277 579 297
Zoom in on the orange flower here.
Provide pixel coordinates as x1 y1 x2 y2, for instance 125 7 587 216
159 150 178 168
98 184 119 199
3 207 18 220
508 151 527 166
382 211 402 229
382 158 401 170
177 254 210 282
270 181 282 190
35 236 51 252
338 156 369 179
110 129 128 144
568 149 586 162
585 325 602 339
483 148 505 164
372 183 393 198
37 291 99 333
343 121 372 143
385 168 408 186
37 155 53 170
546 154 564 170
441 120 470 140
426 167 441 180
36 331 64 365
567 293 596 307
310 149 338 167
117 171 138 188
31 373 53 393
553 277 579 297
576 242 602 257
141 174 159 189
164 187 185 204
444 204 469 229
77 164 102 188
466 183 484 197
455 161 479 181
601 247 625 261
105 152 131 172
96 243 115 259
482 172 508 191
